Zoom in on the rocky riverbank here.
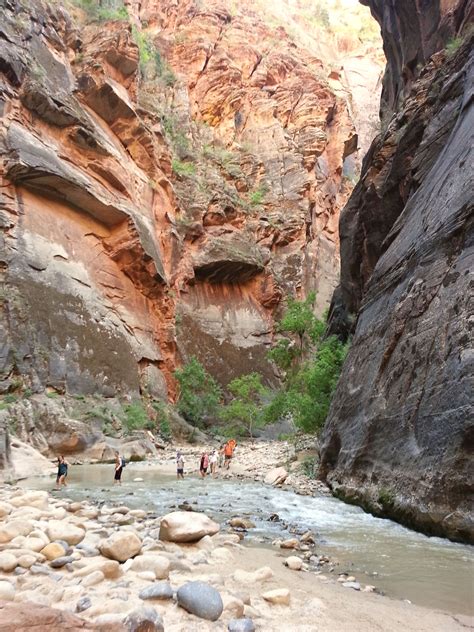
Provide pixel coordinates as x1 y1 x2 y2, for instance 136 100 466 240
0 483 469 632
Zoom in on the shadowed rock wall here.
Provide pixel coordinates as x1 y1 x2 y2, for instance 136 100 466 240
321 1 474 542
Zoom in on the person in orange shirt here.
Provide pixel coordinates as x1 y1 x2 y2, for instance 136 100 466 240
223 439 236 469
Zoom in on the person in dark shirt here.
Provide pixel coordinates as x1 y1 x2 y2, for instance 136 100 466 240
114 450 123 485
56 455 68 489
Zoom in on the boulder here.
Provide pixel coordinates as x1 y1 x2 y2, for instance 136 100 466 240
131 555 170 579
177 581 223 621
228 619 256 632
0 503 12 519
100 531 142 562
123 607 164 632
138 582 174 601
264 467 288 486
159 512 219 543
262 588 291 605
46 521 85 546
280 538 299 550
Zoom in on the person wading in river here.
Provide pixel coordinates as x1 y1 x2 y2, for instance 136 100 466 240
56 455 68 489
199 452 209 477
209 449 218 476
176 450 185 479
223 439 236 469
114 450 124 485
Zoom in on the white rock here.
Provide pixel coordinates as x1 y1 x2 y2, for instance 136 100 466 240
264 467 288 486
46 521 85 546
0 553 17 572
81 570 105 587
233 567 274 584
262 588 291 605
0 502 13 519
222 595 245 618
0 520 33 543
159 511 219 543
17 554 37 569
130 554 170 579
23 537 48 553
0 581 14 601
285 556 303 571
10 491 48 511
100 531 142 562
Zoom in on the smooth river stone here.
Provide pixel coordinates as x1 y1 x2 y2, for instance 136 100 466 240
139 582 174 601
177 581 223 621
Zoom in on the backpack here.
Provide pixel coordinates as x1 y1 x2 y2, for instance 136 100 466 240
121 456 127 468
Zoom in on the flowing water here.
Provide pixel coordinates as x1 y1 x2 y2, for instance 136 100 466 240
21 463 474 616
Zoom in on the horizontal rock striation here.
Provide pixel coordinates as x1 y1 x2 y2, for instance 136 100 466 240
321 2 474 542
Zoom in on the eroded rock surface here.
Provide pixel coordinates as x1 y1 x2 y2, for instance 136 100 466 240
321 2 474 542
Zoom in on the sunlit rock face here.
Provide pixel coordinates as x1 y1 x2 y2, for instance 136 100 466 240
321 1 474 543
1 0 381 396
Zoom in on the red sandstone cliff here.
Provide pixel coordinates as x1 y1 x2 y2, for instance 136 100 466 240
0 0 380 406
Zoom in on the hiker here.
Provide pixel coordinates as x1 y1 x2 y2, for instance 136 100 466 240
218 444 225 468
224 439 236 469
176 450 185 479
199 452 209 477
114 450 124 485
56 455 68 489
209 449 218 476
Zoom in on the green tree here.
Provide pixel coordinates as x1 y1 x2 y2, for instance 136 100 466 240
174 357 222 427
265 293 349 434
220 373 268 437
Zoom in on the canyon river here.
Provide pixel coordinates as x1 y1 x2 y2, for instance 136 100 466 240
21 462 474 617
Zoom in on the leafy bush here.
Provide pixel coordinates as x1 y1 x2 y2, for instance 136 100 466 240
174 357 222 427
265 293 349 434
122 401 153 432
172 159 196 177
220 372 268 437
249 186 267 206
301 456 317 478
71 0 129 22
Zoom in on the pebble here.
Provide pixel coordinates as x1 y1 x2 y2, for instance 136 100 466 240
124 606 164 632
262 588 291 605
76 596 92 612
139 582 174 601
0 581 15 601
285 556 303 571
50 555 74 568
228 618 256 632
81 570 105 587
342 581 361 591
0 552 18 572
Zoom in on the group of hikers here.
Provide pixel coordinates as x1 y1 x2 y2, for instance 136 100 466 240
178 439 237 480
55 440 237 487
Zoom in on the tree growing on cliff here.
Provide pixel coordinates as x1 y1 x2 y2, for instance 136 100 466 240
265 294 348 433
174 357 222 427
220 373 268 438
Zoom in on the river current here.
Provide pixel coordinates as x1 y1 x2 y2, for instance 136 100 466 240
21 462 474 617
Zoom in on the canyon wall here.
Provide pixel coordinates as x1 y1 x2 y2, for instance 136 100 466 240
0 0 381 415
321 0 474 543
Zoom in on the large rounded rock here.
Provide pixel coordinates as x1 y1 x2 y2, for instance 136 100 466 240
123 606 164 632
46 521 85 546
131 555 169 579
177 581 223 621
138 582 173 601
100 531 142 562
264 467 288 486
0 520 33 543
159 512 219 543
